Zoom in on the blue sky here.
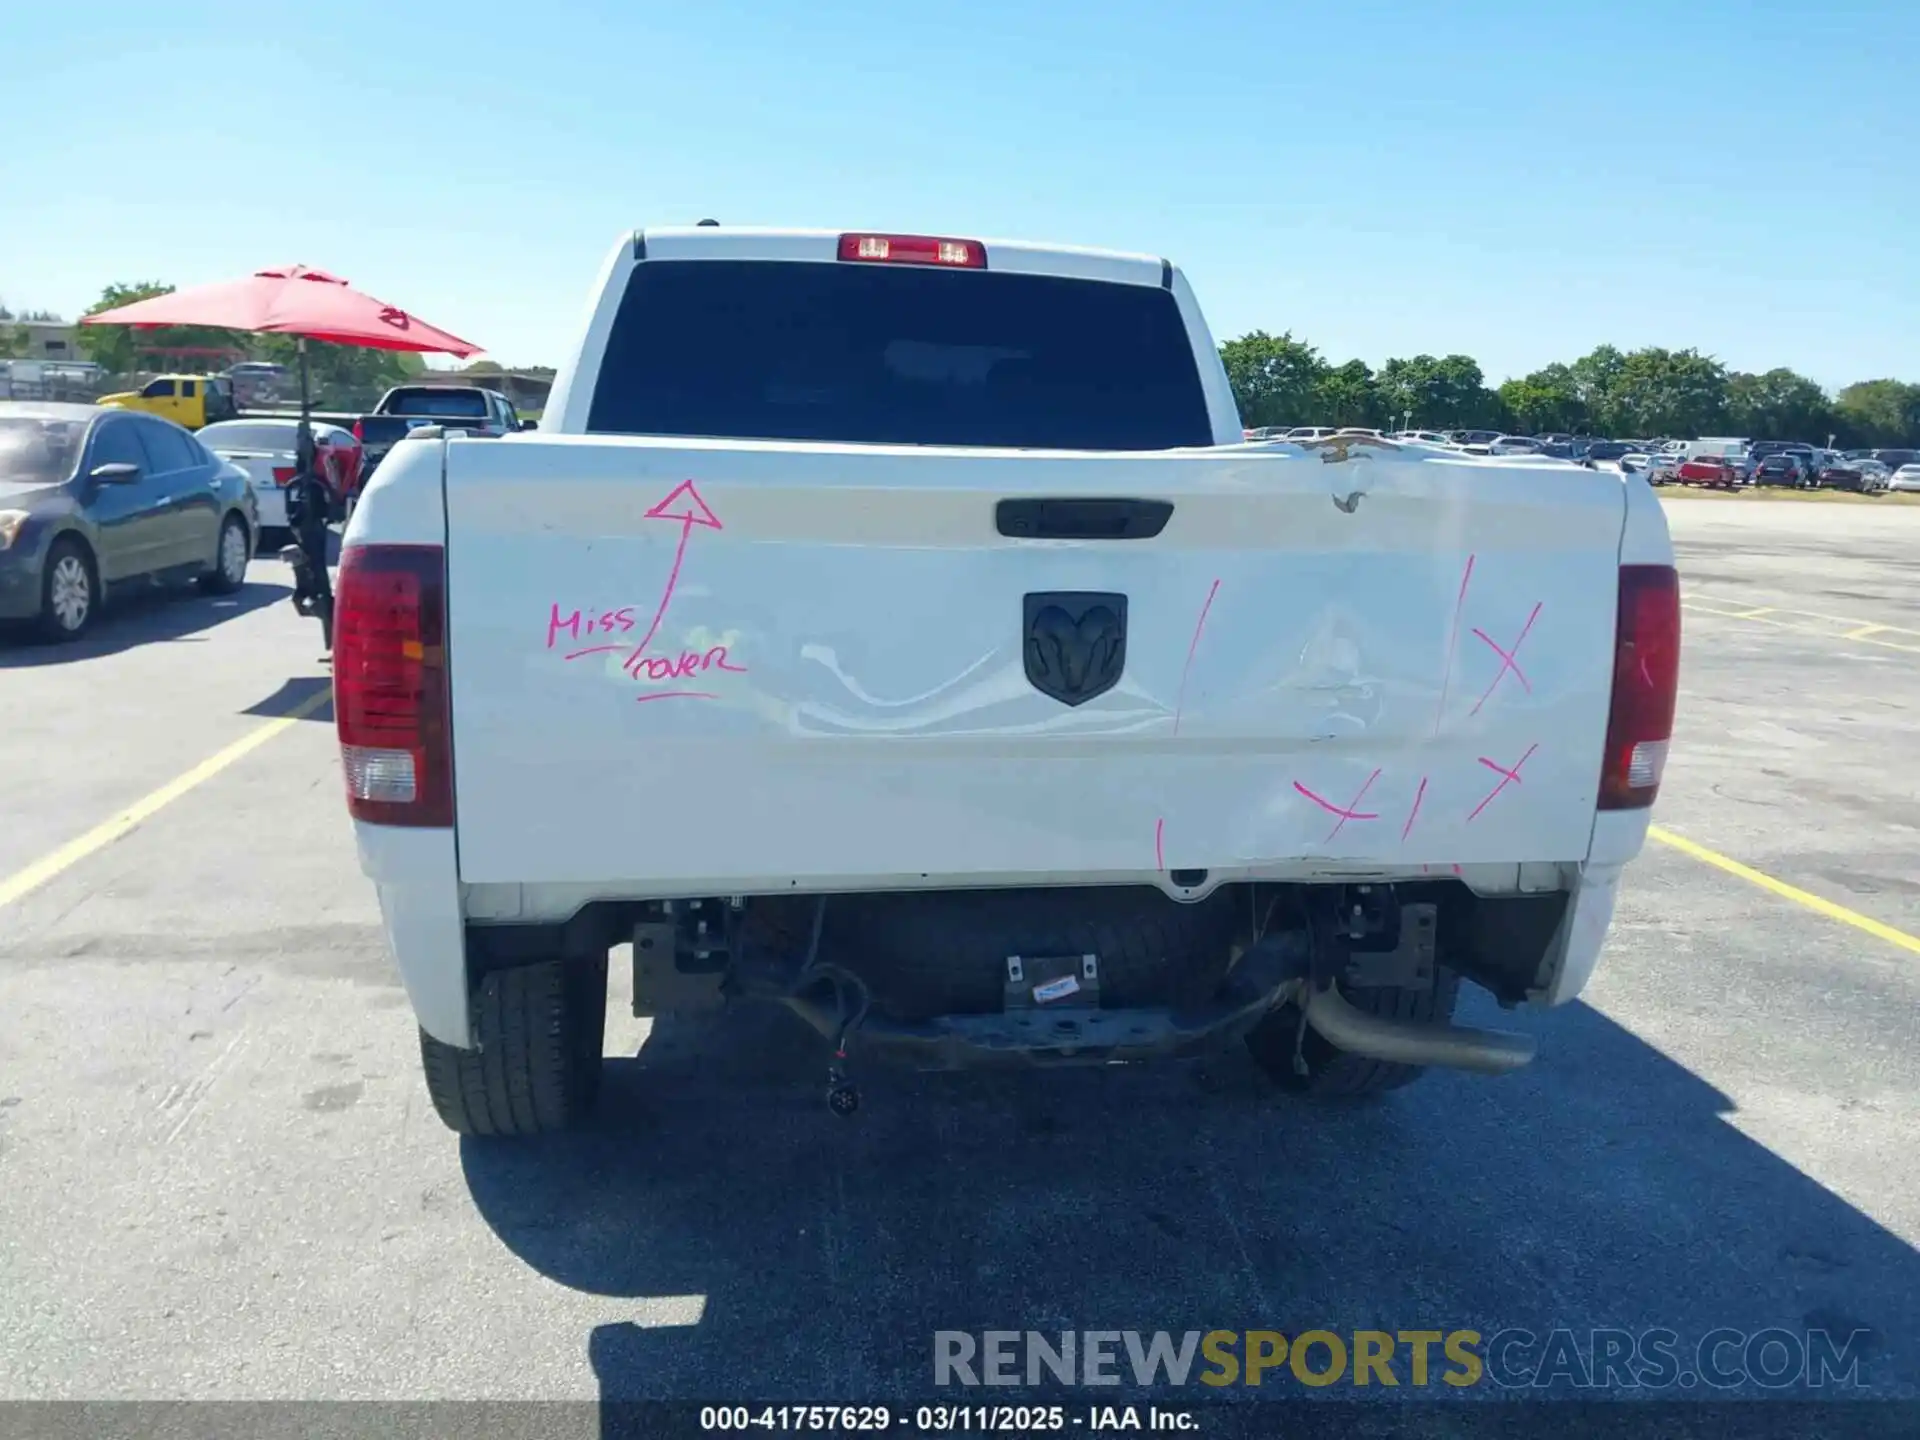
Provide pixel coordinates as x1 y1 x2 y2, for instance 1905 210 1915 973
5 0 1913 388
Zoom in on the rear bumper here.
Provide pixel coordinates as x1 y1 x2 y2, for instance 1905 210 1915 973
367 847 1641 1056
353 823 471 1046
253 487 288 528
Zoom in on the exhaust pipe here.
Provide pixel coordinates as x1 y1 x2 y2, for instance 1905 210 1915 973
1303 983 1536 1075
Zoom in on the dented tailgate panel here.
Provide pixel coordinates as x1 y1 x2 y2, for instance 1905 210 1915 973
442 435 1625 889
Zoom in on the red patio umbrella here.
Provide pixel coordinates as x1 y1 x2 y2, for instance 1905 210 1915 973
81 264 483 446
79 264 481 357
82 265 483 655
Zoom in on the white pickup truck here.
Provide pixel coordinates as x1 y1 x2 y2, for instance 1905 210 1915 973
334 226 1680 1136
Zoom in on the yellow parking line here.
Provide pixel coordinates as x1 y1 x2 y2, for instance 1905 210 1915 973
0 687 333 912
1682 602 1920 655
1687 592 1920 637
1845 623 1889 640
1648 824 1920 957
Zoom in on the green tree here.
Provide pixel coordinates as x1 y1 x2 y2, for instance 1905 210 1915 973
0 324 30 359
1431 354 1503 427
1376 353 1499 428
1567 345 1627 432
1606 348 1728 438
1495 362 1590 434
1832 379 1920 446
1315 358 1379 426
1215 327 1916 447
1218 330 1326 428
1724 368 1832 442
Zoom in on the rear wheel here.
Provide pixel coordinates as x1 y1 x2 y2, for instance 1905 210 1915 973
419 954 608 1136
199 514 250 595
36 537 96 642
1245 968 1461 1098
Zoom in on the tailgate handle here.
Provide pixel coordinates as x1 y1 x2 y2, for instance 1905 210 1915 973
996 498 1173 540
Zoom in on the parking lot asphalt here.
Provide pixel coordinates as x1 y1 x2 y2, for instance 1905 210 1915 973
0 498 1916 1420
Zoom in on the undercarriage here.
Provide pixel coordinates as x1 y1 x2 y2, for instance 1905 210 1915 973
610 882 1549 1112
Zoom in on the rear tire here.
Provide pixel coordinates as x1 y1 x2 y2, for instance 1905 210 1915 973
419 954 608 1136
1245 968 1461 1098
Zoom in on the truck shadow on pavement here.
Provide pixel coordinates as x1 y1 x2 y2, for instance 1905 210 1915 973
460 998 1917 1408
0 575 289 667
242 674 335 721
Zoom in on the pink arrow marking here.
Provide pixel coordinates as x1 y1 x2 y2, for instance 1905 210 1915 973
1467 743 1539 822
623 480 724 676
645 479 724 530
1470 602 1542 715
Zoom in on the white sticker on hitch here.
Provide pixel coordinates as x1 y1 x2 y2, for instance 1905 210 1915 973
1032 976 1081 1004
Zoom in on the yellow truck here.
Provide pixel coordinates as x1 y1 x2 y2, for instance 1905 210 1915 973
95 374 239 430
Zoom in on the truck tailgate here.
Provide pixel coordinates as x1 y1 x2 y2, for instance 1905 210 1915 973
442 436 1626 888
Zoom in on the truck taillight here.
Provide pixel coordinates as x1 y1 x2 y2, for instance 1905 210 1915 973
837 232 986 268
352 419 365 443
1598 564 1681 811
271 466 296 485
333 544 453 828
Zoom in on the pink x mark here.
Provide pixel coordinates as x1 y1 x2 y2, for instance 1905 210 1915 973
1467 743 1539 822
1294 768 1383 842
1470 602 1543 715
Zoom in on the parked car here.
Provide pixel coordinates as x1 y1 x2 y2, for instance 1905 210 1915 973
1448 429 1502 447
1750 454 1813 489
0 402 255 640
1748 440 1819 476
1817 458 1889 494
94 373 240 431
1642 453 1681 484
1677 455 1740 489
1392 430 1454 445
1584 441 1636 463
336 224 1679 1137
197 418 364 537
1488 435 1544 455
1283 426 1340 441
223 361 289 407
1872 449 1919 474
352 385 528 477
1889 464 1920 493
225 361 286 384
